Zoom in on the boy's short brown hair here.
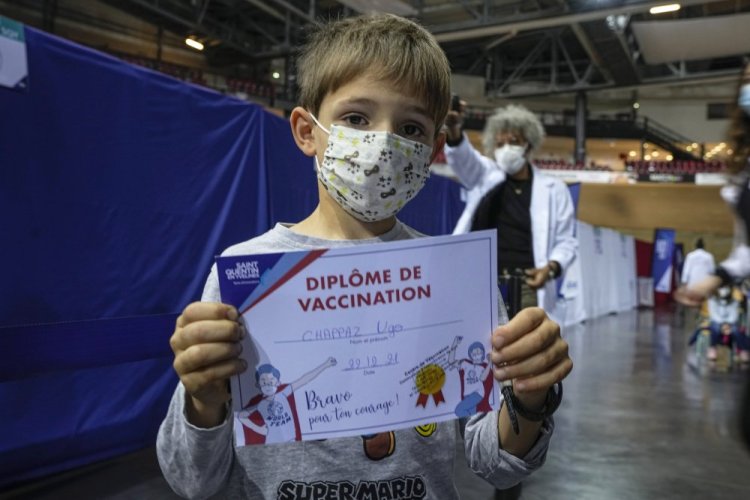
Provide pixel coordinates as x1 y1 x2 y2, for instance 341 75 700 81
297 13 451 134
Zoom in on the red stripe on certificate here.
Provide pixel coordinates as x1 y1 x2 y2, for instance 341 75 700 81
241 249 328 314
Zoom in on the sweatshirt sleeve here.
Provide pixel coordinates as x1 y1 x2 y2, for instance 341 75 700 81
717 244 750 283
462 406 554 489
156 384 235 499
444 133 498 191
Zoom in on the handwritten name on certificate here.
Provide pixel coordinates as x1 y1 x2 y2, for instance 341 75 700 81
217 230 500 446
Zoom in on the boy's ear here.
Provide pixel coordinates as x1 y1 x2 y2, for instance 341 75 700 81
290 106 317 157
429 130 447 165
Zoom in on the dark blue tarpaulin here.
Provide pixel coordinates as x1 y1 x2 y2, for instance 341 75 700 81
0 26 461 486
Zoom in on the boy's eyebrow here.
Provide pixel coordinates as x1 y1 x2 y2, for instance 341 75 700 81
338 98 432 121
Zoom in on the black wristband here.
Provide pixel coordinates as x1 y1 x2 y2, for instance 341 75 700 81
508 382 563 422
548 261 561 279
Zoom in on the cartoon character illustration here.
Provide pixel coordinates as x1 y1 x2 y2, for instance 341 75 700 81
237 357 337 444
447 336 493 417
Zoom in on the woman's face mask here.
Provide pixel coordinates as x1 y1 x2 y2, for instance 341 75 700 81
494 144 527 175
309 113 433 222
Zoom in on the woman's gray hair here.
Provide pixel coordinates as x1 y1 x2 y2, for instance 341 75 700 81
481 104 546 156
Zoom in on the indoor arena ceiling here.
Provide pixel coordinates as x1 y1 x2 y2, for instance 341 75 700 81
18 0 750 98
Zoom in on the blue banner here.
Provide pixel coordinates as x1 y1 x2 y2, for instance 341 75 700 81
652 228 676 293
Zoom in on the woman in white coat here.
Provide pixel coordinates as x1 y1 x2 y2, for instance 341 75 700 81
443 104 577 322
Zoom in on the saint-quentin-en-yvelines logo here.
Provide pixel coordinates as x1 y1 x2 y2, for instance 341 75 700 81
224 261 260 281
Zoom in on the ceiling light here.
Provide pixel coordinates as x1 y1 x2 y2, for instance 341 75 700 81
686 146 693 152
666 155 673 161
652 151 660 157
633 102 640 109
691 142 698 148
272 72 280 79
185 38 204 51
644 154 652 161
650 4 681 15
629 151 637 157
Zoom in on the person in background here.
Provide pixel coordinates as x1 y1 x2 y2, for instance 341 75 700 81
681 238 716 288
674 60 750 453
443 104 578 321
704 285 747 363
681 238 716 318
675 61 750 305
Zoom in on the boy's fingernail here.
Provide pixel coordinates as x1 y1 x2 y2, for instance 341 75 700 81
227 307 238 321
495 368 508 380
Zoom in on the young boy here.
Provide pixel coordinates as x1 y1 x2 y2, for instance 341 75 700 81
157 13 572 499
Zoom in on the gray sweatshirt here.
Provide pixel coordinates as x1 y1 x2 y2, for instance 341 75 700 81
157 221 553 499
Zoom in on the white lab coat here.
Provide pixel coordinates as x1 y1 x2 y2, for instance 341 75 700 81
680 248 716 287
444 136 578 319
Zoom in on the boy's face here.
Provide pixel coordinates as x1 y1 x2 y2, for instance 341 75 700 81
258 372 280 396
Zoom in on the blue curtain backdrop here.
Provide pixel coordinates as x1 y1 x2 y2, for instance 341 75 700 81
0 26 462 486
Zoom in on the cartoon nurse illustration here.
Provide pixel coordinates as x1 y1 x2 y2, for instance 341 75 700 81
447 336 493 417
237 357 337 444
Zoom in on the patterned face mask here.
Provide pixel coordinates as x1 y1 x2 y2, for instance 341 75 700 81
309 113 433 222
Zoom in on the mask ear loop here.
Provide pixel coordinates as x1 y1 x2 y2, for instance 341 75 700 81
307 111 331 174
307 111 331 135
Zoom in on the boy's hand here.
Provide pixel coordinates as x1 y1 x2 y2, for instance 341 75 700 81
491 307 572 410
170 302 247 427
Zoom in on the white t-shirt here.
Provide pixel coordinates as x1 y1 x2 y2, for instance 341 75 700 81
459 359 487 396
255 385 296 443
681 248 715 287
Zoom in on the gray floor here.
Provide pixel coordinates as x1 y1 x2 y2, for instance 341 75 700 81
454 307 750 500
5 308 750 499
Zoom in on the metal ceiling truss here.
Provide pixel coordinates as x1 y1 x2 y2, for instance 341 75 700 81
428 0 729 42
121 0 277 58
485 28 604 98
441 0 748 99
16 0 749 102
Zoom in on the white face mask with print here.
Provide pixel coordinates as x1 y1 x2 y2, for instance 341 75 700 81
309 113 433 222
494 144 527 175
